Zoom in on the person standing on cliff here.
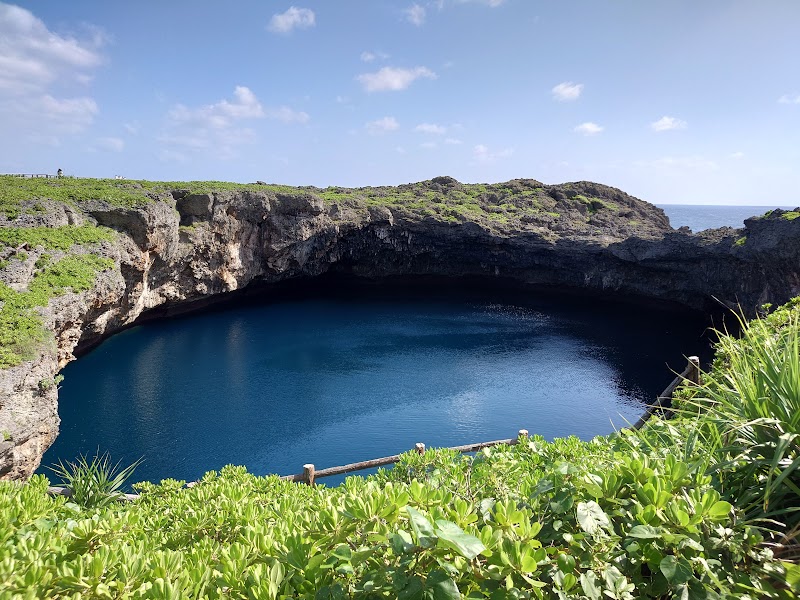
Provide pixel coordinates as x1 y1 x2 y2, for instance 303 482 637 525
57 168 63 178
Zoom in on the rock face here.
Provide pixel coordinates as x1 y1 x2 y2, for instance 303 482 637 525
1 178 799 480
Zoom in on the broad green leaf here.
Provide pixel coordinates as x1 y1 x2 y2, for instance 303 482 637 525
407 507 435 540
562 572 577 591
427 570 461 600
550 490 574 514
391 531 415 555
660 555 693 585
580 571 601 600
398 576 424 600
315 584 346 600
782 561 800 592
435 520 485 560
556 553 575 573
576 501 610 535
706 501 732 521
627 525 662 539
332 544 351 561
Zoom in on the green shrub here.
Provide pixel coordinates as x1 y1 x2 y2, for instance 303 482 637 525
34 253 51 269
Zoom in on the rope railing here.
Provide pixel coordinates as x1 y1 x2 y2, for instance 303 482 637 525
46 356 701 498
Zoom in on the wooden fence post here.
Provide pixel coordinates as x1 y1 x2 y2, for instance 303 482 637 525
415 443 425 455
303 463 315 486
687 356 700 385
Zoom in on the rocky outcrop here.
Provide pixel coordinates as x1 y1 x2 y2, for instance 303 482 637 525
1 178 799 480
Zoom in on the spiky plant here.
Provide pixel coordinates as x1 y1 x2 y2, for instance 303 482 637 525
49 452 142 509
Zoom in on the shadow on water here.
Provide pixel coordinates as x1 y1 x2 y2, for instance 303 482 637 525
39 275 719 487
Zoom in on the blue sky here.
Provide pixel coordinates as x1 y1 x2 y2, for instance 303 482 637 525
0 1 798 205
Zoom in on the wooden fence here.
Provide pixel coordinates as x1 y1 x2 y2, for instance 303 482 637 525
47 356 701 499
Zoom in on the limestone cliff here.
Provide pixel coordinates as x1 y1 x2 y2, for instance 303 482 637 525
1 176 798 480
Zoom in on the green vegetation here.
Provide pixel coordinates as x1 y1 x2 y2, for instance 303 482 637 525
0 224 114 251
38 374 64 393
0 176 311 218
1 301 799 597
0 176 634 232
35 253 52 269
734 236 747 247
782 212 800 221
0 254 114 367
49 452 143 510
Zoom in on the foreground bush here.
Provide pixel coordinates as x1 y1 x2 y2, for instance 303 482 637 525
2 304 800 598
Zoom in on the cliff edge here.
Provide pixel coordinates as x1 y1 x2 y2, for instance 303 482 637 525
1 175 798 480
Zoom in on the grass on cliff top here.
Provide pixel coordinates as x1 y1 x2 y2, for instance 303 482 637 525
0 254 114 367
0 175 628 229
0 176 305 218
1 300 798 597
0 224 114 251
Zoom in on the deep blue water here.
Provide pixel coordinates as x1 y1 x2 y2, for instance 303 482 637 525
39 285 709 486
658 204 796 232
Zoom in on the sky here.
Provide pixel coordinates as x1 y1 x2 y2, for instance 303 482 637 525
0 1 798 205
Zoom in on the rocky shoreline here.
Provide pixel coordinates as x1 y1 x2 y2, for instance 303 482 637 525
1 176 798 480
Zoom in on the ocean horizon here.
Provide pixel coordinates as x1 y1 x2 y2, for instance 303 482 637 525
657 204 796 232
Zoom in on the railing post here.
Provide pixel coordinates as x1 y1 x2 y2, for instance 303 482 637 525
303 463 315 486
415 443 425 455
688 356 700 385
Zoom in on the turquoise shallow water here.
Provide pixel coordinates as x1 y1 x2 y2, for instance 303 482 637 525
39 284 709 486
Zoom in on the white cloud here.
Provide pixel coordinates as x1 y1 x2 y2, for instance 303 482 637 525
778 93 800 105
93 137 124 152
405 4 426 26
168 86 264 128
414 122 446 134
650 115 687 132
551 81 583 102
357 66 437 92
473 143 513 163
266 106 310 124
444 137 463 145
268 6 315 34
0 4 104 94
360 50 389 63
366 116 399 134
574 122 604 136
396 146 407 154
730 151 745 159
0 4 105 143
160 86 290 160
420 141 437 149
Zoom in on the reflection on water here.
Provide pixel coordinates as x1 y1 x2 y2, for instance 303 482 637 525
40 287 709 485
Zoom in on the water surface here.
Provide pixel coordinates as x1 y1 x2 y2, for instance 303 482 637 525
40 284 709 485
658 204 795 232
